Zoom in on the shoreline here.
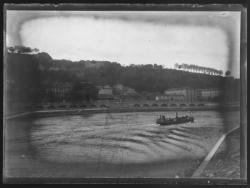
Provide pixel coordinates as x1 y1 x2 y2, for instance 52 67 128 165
5 104 240 120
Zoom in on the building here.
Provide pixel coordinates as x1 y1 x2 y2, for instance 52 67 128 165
44 82 74 101
113 84 124 91
157 87 221 102
98 85 113 100
123 87 137 95
112 84 139 99
113 84 123 95
156 94 185 102
121 87 139 99
164 88 187 96
198 88 222 101
103 85 112 90
186 89 200 102
163 87 199 102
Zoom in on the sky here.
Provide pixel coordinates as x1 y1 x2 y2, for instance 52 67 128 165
6 11 241 78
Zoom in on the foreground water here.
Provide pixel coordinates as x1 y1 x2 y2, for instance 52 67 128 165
5 110 240 178
31 111 225 163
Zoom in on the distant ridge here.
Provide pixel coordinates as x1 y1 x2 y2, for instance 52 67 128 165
7 51 238 93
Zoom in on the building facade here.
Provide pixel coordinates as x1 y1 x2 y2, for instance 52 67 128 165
156 94 185 102
164 88 187 96
163 87 199 102
157 87 222 102
197 88 222 101
44 82 74 101
98 85 114 100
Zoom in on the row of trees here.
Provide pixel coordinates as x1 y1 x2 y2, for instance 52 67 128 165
7 46 39 54
175 63 223 76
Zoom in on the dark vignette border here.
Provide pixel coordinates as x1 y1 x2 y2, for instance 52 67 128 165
2 2 248 185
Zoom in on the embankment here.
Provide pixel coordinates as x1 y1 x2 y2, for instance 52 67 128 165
5 103 239 120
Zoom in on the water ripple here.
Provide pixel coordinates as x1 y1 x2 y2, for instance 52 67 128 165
30 111 223 164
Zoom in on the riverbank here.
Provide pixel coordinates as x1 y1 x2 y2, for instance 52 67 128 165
5 103 239 120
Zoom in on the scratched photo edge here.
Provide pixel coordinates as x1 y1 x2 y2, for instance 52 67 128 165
2 3 247 184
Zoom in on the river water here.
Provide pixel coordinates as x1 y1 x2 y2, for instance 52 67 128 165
4 110 240 178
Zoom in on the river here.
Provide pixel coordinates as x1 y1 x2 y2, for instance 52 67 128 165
4 110 240 179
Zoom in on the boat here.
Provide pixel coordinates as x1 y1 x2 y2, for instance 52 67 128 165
156 112 194 126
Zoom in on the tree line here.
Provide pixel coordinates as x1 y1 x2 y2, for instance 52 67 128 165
6 48 239 104
32 52 225 92
7 46 39 54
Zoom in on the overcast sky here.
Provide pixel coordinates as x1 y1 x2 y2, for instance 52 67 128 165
6 11 241 78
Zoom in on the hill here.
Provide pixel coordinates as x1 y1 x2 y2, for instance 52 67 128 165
31 53 225 92
6 51 239 103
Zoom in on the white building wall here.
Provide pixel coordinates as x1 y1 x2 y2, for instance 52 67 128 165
164 88 187 96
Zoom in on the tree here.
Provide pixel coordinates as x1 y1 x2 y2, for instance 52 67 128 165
14 45 32 53
7 47 15 53
7 46 40 54
225 70 231 76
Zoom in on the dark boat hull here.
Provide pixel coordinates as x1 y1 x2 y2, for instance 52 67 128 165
156 116 194 126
